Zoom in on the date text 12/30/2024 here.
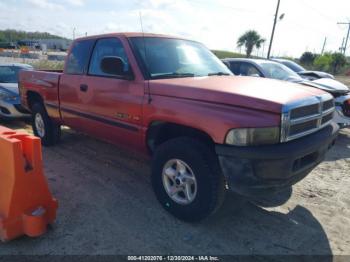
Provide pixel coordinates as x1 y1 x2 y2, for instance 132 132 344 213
127 256 219 261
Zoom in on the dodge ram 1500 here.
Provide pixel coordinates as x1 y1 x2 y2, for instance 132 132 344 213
19 33 339 222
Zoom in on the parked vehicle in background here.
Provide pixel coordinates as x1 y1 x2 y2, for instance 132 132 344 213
0 63 32 119
19 33 338 222
272 58 334 80
222 58 350 127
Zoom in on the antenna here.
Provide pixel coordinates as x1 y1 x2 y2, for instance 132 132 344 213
139 12 152 104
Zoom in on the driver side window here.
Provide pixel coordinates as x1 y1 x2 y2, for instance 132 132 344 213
88 38 130 77
239 63 262 77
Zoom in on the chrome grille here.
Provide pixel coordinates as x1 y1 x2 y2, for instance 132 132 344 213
281 93 335 142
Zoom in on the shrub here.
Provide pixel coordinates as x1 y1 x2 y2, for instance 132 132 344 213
29 60 64 70
300 52 317 66
313 53 333 72
330 53 347 74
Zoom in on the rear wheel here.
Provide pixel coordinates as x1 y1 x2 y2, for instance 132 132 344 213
152 137 225 222
32 103 61 146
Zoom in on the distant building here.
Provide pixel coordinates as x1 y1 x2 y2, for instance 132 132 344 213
38 39 72 51
0 42 17 49
17 40 40 49
17 38 71 51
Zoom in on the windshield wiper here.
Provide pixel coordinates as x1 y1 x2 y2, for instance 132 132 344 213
208 72 231 76
151 72 195 79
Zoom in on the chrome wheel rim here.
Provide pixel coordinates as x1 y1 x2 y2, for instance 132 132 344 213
35 113 45 138
162 159 197 205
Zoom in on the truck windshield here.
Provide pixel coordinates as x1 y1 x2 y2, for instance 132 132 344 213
129 37 232 79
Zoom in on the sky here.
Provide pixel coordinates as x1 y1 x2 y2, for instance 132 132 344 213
0 0 349 58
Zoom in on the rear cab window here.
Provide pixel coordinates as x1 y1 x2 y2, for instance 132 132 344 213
65 39 95 75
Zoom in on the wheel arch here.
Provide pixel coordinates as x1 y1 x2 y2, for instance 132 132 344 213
26 91 44 110
146 121 215 154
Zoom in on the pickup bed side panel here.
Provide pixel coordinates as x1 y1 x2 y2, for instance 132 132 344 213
143 95 280 144
19 70 62 123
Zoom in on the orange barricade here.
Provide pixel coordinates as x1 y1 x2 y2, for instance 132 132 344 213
0 126 58 242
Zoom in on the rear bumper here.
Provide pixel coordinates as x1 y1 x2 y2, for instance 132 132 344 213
215 122 339 196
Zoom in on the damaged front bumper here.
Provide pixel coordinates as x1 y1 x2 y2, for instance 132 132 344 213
215 122 339 196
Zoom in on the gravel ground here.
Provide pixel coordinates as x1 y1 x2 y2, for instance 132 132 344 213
0 119 349 257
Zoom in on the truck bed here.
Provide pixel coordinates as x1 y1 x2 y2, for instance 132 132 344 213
19 69 62 120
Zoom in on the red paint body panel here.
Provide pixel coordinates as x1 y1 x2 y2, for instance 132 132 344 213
148 76 326 113
18 33 330 154
19 70 62 121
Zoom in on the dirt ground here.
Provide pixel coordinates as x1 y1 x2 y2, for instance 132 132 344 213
0 118 348 257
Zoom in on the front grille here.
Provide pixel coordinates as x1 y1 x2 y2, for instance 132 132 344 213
281 93 335 142
321 112 334 125
323 99 334 111
290 103 319 119
289 119 318 136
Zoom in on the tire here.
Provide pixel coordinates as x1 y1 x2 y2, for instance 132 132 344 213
31 103 61 146
151 137 225 222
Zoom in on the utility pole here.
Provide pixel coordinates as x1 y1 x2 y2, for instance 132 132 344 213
340 37 345 53
73 27 76 40
267 0 281 59
337 22 350 55
321 37 327 54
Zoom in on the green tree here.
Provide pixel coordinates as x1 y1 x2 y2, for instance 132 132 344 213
0 29 66 43
313 53 333 72
331 52 347 74
237 30 265 58
300 52 317 66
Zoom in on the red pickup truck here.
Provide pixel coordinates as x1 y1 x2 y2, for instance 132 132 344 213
19 33 338 222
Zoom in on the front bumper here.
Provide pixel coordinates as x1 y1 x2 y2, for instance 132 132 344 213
0 99 30 119
216 122 339 196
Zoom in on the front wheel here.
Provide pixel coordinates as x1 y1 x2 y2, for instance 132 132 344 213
151 137 225 222
32 103 61 146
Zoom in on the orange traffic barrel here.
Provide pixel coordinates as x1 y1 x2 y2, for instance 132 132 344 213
0 126 58 242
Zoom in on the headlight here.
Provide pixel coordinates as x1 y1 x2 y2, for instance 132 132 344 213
0 89 17 101
225 127 280 146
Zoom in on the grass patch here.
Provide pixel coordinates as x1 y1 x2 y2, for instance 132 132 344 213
29 59 64 71
211 50 246 59
335 75 350 86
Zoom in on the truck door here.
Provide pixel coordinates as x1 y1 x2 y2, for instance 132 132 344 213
76 37 144 150
59 39 96 131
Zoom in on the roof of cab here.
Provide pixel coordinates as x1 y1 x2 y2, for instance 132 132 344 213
74 32 192 42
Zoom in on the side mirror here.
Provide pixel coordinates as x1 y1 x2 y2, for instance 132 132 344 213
100 56 128 77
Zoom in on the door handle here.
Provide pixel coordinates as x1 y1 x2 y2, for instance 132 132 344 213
80 84 88 92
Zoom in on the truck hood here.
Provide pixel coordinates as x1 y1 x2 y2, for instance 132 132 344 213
149 76 326 113
0 83 19 95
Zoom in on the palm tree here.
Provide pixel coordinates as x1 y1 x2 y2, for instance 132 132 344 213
237 30 265 58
